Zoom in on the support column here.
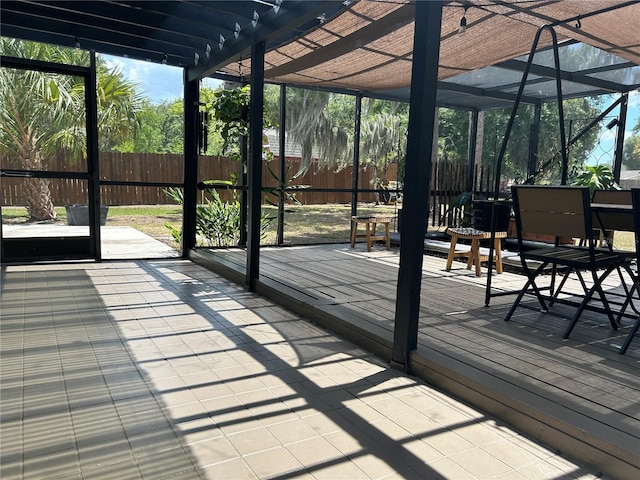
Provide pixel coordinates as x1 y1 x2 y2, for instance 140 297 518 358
612 92 628 183
246 39 265 290
239 135 248 246
392 1 443 371
277 84 287 245
87 51 101 261
182 71 199 257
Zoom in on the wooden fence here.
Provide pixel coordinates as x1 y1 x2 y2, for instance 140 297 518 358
2 151 488 226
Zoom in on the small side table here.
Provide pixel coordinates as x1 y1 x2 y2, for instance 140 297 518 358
351 216 392 252
445 227 507 277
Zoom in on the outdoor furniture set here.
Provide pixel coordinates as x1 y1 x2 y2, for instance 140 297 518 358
349 189 638 353
505 186 639 354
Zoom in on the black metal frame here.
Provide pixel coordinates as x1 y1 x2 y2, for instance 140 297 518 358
183 72 200 256
246 39 266 290
484 23 568 306
391 1 442 371
0 54 100 262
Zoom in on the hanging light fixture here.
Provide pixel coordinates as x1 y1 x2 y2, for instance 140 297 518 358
606 118 619 130
459 5 469 34
74 37 81 49
162 54 168 65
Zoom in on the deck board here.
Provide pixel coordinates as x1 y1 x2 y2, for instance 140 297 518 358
190 243 640 478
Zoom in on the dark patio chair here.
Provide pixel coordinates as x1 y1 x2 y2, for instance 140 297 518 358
619 188 640 354
591 189 633 247
504 185 631 339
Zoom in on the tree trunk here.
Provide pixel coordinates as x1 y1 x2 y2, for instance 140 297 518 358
474 111 485 191
18 143 58 222
24 176 57 221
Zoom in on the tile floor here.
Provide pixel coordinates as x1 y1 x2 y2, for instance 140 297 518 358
1 260 606 479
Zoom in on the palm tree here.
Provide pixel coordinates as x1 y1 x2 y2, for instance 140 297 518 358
0 38 141 221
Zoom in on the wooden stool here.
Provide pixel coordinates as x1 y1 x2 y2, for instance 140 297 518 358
351 216 392 252
445 227 507 277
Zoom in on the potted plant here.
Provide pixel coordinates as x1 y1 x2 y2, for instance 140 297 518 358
65 204 109 226
571 164 620 197
572 164 621 245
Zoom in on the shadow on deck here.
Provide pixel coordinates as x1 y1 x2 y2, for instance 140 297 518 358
190 242 639 479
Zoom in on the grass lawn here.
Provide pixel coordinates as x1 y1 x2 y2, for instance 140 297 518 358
2 202 635 251
261 203 401 245
1 203 401 248
105 205 182 242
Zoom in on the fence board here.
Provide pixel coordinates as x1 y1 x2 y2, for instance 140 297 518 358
2 151 487 228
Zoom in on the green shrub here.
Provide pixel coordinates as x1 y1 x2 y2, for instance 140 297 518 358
164 187 273 247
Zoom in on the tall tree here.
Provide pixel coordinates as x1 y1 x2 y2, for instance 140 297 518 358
0 38 141 221
116 99 184 154
264 87 353 175
359 98 407 185
481 97 603 186
437 108 469 164
622 115 640 170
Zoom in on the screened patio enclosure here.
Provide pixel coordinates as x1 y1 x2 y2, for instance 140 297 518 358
1 2 639 475
2 0 639 356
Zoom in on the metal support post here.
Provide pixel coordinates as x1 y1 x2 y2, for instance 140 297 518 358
182 72 199 256
392 1 443 371
246 39 265 290
86 51 101 261
277 84 287 245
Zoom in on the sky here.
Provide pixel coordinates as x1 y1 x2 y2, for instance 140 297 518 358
106 55 639 166
103 55 221 103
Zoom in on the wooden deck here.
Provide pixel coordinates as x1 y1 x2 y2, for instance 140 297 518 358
190 243 640 480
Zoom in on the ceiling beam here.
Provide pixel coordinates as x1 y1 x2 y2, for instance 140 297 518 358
498 58 639 93
0 9 194 64
2 24 176 63
264 3 416 78
38 1 231 46
187 1 338 81
437 80 540 105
